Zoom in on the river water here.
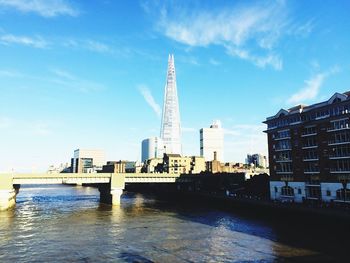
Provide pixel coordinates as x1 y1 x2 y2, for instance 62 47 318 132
0 185 345 262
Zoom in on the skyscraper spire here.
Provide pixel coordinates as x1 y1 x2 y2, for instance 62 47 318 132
160 54 182 154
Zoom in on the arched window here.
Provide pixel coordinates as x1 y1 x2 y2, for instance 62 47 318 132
336 188 350 201
281 186 294 196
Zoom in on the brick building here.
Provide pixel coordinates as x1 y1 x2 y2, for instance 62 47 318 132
264 92 350 203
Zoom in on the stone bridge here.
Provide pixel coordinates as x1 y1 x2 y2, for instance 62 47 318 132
0 173 181 211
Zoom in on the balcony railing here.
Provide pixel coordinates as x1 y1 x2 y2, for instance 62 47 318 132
274 136 291 141
301 145 318 149
329 155 350 160
327 125 350 132
303 158 319 161
275 159 292 162
276 171 293 174
304 169 320 173
328 140 350 146
330 168 350 173
275 147 292 151
301 132 317 137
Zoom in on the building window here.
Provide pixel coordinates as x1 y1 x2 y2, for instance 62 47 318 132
303 137 317 148
336 188 350 201
329 119 350 131
298 189 302 195
281 186 294 196
276 162 292 173
304 162 319 173
306 186 321 199
274 187 278 193
326 190 331 196
302 126 316 136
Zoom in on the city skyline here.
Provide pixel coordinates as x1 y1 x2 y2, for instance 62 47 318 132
1 0 350 172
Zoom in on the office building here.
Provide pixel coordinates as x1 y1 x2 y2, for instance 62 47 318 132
71 149 105 173
141 137 164 162
200 120 224 161
246 154 267 168
160 54 182 154
264 92 350 203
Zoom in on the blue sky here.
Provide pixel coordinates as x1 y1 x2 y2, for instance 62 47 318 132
1 0 350 172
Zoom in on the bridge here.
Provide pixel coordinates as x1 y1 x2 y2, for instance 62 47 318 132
0 173 181 211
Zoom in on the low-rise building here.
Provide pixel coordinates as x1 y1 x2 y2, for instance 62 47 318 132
71 149 105 173
101 161 141 173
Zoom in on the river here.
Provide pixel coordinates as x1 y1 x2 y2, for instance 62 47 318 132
0 185 345 262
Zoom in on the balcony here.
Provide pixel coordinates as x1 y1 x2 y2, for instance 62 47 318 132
275 158 292 163
276 171 293 174
328 140 350 146
303 158 319 162
327 126 350 132
274 136 291 141
304 169 320 174
329 155 350 160
301 132 317 137
275 159 292 163
301 145 318 149
275 147 292 152
330 168 350 173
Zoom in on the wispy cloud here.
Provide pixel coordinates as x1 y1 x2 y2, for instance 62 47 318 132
85 40 112 53
138 85 161 118
0 69 22 77
62 38 113 54
287 66 340 105
209 58 220 66
0 116 12 129
0 0 79 17
145 1 314 70
151 1 290 70
50 68 105 92
0 34 48 48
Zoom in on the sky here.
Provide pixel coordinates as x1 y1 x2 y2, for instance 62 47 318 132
1 0 350 172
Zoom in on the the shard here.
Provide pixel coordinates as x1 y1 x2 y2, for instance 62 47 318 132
160 54 182 154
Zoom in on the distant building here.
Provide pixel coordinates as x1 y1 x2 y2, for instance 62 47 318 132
160 54 182 154
71 149 105 173
101 160 141 173
142 158 164 173
200 120 224 161
47 163 70 174
142 154 205 175
246 154 267 168
264 92 350 203
141 137 164 162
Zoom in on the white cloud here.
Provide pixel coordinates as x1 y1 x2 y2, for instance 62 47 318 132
154 1 291 70
0 0 79 17
0 34 48 48
287 66 340 105
138 85 162 118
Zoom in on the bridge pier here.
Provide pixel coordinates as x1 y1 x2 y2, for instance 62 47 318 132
0 175 18 211
98 174 125 206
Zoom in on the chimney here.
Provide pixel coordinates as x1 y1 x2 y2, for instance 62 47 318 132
213 151 217 161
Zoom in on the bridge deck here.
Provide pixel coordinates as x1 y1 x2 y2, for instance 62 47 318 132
2 173 181 185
